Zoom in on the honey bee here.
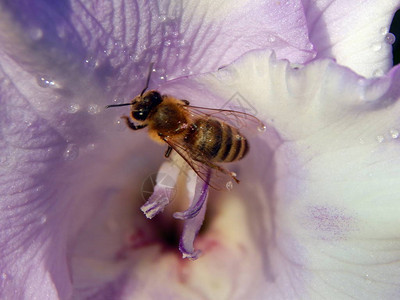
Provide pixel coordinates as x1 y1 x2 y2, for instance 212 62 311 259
106 67 265 189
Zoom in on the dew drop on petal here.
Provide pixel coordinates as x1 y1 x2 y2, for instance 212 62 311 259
40 215 47 224
258 125 267 132
216 68 234 81
0 155 11 167
114 118 126 131
87 143 96 151
84 57 98 69
380 27 389 35
63 143 79 161
158 14 167 22
37 76 55 88
56 25 66 38
357 79 367 100
226 181 233 191
28 27 43 41
371 42 382 52
88 104 101 115
372 69 384 77
66 103 80 114
376 135 385 143
390 129 399 139
384 33 396 45
268 35 276 43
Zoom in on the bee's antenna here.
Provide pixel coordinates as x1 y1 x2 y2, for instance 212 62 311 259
140 62 154 97
105 102 133 109
106 63 154 109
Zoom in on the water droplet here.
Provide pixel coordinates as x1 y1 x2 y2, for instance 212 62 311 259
268 35 276 43
88 104 101 115
384 33 396 45
226 181 233 191
380 27 389 35
35 186 44 194
376 135 384 143
390 129 399 139
371 42 382 52
372 69 384 77
164 40 172 47
115 118 126 131
28 27 43 41
357 79 367 100
216 68 234 81
87 143 96 151
0 155 11 167
56 25 66 38
159 14 167 22
179 39 186 46
67 103 80 114
84 57 97 69
40 215 47 224
37 76 55 88
63 143 79 161
258 125 267 132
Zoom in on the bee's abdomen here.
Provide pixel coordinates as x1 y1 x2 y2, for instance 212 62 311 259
185 119 248 163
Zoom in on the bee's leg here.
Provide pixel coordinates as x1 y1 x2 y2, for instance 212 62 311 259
121 116 147 130
201 160 240 184
181 100 190 106
164 146 173 158
215 166 240 184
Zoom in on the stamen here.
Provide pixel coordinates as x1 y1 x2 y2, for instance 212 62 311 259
140 156 211 260
173 171 211 220
177 170 211 260
140 161 180 219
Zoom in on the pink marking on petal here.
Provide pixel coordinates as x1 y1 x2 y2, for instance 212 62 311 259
305 205 354 241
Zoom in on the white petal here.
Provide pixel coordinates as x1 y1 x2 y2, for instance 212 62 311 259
303 0 400 77
160 50 400 298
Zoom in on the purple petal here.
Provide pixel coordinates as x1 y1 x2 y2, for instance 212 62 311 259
2 0 398 298
1 1 310 296
177 171 210 260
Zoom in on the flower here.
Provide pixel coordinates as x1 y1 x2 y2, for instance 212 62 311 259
1 0 400 299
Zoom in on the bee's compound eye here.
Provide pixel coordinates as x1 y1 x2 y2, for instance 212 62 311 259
144 91 162 106
150 91 162 105
133 109 148 121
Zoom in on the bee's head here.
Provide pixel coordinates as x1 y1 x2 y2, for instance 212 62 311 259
130 90 163 121
105 63 160 122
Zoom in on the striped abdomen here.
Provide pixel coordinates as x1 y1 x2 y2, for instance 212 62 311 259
184 118 248 163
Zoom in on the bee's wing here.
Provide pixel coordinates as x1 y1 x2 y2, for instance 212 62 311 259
161 136 237 191
185 105 265 133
